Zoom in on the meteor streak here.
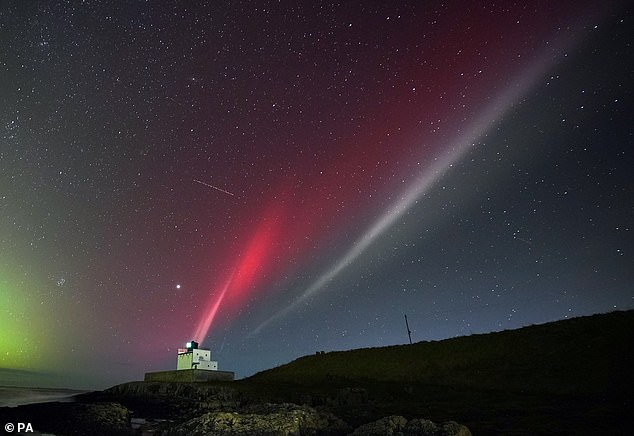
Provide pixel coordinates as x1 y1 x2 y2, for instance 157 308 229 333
251 30 582 336
194 178 235 197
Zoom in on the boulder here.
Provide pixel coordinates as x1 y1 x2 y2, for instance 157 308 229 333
350 416 472 436
72 402 131 434
403 418 472 435
169 402 350 435
349 415 408 435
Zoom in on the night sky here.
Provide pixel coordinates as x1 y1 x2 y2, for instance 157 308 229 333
1 1 632 389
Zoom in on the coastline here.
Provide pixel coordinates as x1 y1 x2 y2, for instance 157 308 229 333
0 386 91 408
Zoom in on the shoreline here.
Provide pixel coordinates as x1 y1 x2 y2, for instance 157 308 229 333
0 386 92 408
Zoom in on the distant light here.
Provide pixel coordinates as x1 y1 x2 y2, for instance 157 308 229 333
176 284 181 289
186 342 192 348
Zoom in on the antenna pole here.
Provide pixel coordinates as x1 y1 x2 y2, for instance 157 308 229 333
404 314 412 345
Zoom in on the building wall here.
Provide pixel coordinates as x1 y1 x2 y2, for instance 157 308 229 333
177 353 193 370
196 360 218 370
144 369 235 382
177 349 218 370
193 349 211 362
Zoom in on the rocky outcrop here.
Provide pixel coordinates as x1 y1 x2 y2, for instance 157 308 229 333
169 405 470 436
350 415 408 435
350 415 472 436
169 402 351 435
94 380 244 420
103 380 237 402
405 419 472 436
0 401 130 435
71 402 131 434
2 382 472 435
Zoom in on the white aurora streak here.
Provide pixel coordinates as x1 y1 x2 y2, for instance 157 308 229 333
193 270 235 342
251 31 582 336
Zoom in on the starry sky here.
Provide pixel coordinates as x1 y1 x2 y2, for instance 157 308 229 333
1 1 632 389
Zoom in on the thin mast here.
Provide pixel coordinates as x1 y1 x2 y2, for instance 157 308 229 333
404 314 412 345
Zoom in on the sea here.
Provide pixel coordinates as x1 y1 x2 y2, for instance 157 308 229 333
0 386 90 408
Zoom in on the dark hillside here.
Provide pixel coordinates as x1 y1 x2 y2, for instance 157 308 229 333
248 310 634 396
8 311 629 436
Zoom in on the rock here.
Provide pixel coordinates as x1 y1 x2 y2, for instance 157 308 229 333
350 416 471 436
349 415 408 435
434 421 472 436
403 418 440 435
0 401 131 435
94 381 243 420
73 402 131 434
403 419 472 436
169 403 350 435
103 381 237 402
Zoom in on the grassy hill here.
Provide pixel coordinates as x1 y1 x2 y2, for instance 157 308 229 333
79 311 633 435
247 310 634 396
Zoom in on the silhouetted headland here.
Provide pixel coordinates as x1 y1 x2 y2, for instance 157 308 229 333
1 310 631 435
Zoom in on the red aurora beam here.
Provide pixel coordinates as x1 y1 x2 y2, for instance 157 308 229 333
192 203 283 342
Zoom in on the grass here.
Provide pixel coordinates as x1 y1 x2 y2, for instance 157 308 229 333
246 310 634 396
237 310 634 434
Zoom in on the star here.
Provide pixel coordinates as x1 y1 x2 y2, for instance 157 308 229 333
0 0 630 390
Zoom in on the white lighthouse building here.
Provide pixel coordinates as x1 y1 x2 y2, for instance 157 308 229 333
144 340 234 382
176 340 218 371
